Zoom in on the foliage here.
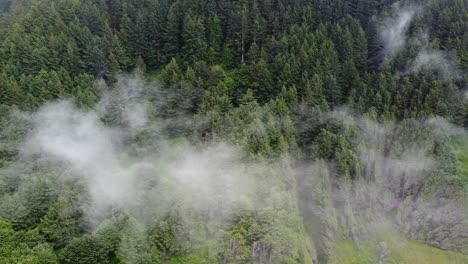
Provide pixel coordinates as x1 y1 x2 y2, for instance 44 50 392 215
0 0 466 263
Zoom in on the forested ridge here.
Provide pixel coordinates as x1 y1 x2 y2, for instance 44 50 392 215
0 0 467 263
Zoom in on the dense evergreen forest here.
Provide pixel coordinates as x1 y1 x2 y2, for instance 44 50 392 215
0 0 467 263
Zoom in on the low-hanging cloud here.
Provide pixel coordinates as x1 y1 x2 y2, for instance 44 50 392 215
380 3 419 58
412 49 453 72
12 76 258 226
378 2 459 82
297 108 467 254
406 32 459 80
0 76 466 259
24 101 141 215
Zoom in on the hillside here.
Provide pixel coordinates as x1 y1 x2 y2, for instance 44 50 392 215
0 0 466 263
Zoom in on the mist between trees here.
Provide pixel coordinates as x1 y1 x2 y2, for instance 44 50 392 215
0 74 466 263
0 0 466 263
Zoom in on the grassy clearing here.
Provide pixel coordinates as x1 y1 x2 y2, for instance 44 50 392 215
329 221 467 264
452 136 468 187
330 239 467 264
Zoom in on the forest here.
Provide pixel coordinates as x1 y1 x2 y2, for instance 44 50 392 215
0 0 467 263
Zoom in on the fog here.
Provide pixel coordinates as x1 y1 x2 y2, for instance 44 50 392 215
380 3 418 58
14 77 257 226
0 74 466 260
379 2 458 81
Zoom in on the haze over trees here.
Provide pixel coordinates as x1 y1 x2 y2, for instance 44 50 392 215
0 0 466 263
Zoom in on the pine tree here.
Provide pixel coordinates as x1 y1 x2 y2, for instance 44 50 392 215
163 4 182 62
182 14 207 64
207 15 223 64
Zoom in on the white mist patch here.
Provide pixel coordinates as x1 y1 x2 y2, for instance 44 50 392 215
406 39 458 80
156 142 256 217
426 117 466 137
406 30 459 80
96 76 149 130
4 77 466 256
24 101 141 214
377 4 459 82
380 3 418 58
297 108 468 253
413 49 450 70
17 76 256 225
